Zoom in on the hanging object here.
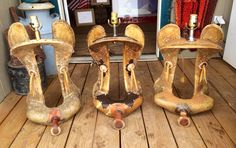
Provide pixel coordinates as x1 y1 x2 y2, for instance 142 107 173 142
8 20 80 136
87 12 144 129
154 14 224 127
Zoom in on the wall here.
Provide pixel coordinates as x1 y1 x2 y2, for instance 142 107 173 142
223 0 236 68
214 0 233 40
0 0 19 101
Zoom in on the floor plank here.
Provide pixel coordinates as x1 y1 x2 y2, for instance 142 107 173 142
92 63 120 148
137 62 177 148
0 68 66 148
9 64 76 148
190 59 236 112
147 61 206 148
65 65 98 148
119 63 149 148
183 59 236 145
0 96 27 147
0 59 236 147
37 64 90 148
209 59 236 90
176 60 235 148
0 92 23 124
0 77 54 124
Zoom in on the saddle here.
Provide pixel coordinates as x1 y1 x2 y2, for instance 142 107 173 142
8 20 80 135
154 23 224 127
87 24 144 129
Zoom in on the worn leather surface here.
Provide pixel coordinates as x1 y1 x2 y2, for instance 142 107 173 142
8 21 80 125
87 24 144 117
155 24 223 114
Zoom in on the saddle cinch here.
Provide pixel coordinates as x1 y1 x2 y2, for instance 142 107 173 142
87 24 144 129
154 23 224 127
8 20 80 135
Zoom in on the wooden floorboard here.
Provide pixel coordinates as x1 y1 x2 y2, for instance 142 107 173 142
119 63 149 148
148 61 207 148
209 59 236 90
0 59 236 147
0 92 23 124
0 71 60 148
0 76 54 125
92 63 120 148
138 62 177 148
185 59 236 145
37 64 90 148
190 59 236 112
177 60 235 147
65 65 98 148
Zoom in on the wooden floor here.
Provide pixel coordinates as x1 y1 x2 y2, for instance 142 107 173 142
0 58 236 148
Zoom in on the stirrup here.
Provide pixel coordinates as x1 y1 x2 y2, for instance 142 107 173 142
87 24 144 130
8 20 80 136
155 24 223 127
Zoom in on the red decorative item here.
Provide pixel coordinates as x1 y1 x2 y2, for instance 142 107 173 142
175 0 218 38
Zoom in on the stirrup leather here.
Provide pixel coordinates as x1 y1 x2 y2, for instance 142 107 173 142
8 21 80 136
155 24 224 127
87 24 144 130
